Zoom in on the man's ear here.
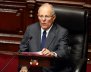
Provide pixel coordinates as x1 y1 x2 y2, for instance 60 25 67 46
53 15 56 21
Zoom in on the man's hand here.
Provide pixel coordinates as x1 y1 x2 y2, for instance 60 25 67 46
19 66 28 72
41 48 54 56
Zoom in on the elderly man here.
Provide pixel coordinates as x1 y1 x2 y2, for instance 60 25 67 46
19 3 72 72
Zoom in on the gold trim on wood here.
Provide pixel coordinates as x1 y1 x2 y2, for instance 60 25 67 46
36 0 84 6
0 40 20 44
0 8 17 13
0 33 23 38
84 4 91 8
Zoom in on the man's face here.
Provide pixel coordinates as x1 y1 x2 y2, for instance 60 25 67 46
38 7 56 30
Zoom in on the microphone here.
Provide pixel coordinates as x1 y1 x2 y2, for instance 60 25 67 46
25 36 32 46
29 36 32 42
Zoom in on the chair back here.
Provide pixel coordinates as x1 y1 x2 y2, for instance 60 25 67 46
54 5 88 71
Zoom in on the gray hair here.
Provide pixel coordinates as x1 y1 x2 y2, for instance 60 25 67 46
38 3 55 15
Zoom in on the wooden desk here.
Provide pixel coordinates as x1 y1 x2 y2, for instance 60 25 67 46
0 51 57 72
19 52 54 67
0 52 18 72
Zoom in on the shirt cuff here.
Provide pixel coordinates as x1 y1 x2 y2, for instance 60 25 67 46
52 52 57 57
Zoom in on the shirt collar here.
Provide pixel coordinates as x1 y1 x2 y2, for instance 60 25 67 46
41 24 53 37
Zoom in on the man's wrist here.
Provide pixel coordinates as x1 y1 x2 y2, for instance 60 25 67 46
51 52 57 57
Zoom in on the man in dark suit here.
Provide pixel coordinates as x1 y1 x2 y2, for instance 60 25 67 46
19 3 72 72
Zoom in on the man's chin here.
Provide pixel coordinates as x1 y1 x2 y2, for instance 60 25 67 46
41 26 47 30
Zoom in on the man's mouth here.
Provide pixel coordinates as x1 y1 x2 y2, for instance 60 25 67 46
41 23 47 25
42 23 46 24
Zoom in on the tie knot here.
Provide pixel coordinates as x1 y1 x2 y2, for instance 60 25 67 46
43 30 46 35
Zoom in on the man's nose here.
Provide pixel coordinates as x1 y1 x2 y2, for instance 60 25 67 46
42 17 46 20
42 17 46 21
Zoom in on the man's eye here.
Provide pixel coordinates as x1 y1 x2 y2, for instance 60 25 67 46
45 16 49 18
39 15 43 17
38 15 52 19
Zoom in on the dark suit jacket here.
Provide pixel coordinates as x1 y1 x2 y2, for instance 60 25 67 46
19 22 73 72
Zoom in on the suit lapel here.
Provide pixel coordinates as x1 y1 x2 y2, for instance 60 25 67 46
45 24 57 49
31 23 57 51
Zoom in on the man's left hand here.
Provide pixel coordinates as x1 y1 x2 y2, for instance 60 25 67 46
41 48 54 56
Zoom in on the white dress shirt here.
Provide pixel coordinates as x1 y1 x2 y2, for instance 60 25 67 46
41 25 57 57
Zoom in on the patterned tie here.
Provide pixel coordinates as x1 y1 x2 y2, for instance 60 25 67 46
41 30 46 48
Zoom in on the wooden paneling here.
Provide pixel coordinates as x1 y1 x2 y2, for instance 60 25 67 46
36 0 84 3
0 8 22 34
36 0 84 7
85 0 91 5
85 7 91 63
0 1 25 34
0 33 23 52
0 54 18 72
22 3 36 32
64 0 84 2
0 0 35 52
0 43 19 51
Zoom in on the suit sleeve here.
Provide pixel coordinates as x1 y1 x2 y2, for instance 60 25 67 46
55 30 70 59
19 26 30 52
